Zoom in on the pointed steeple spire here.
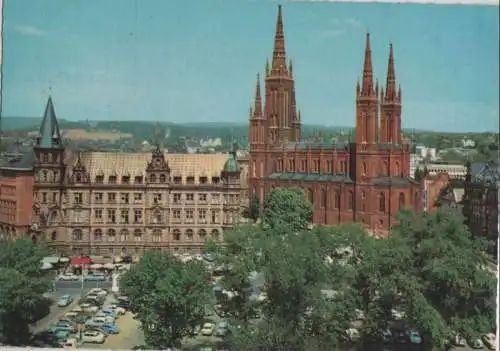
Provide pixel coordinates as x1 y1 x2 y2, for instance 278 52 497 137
37 96 63 149
361 32 374 96
252 73 263 118
384 43 397 102
271 5 287 75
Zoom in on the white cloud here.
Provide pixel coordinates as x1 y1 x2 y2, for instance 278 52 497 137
13 25 47 37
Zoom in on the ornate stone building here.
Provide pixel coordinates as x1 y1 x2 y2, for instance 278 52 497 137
248 6 422 235
32 97 242 256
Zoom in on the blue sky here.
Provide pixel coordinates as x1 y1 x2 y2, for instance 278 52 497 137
2 0 499 132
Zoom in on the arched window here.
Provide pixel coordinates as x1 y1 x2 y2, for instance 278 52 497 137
211 229 220 240
198 229 207 239
172 229 181 241
379 193 386 212
153 229 162 242
398 192 405 210
307 189 314 205
362 162 367 175
72 229 83 241
334 191 340 209
150 174 157 183
107 229 116 242
321 189 327 208
382 162 388 177
186 229 194 240
120 229 129 242
159 174 166 183
51 231 57 241
134 229 142 242
152 209 162 224
395 162 401 176
347 191 354 210
94 229 102 241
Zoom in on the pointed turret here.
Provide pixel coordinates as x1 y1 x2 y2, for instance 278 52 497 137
361 32 374 96
252 74 263 118
271 5 287 75
384 43 397 102
289 59 293 77
36 96 63 149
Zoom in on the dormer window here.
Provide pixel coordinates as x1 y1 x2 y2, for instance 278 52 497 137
150 174 157 183
159 174 166 183
186 176 195 185
212 177 220 184
135 176 143 184
199 176 208 184
95 175 104 184
42 154 49 163
109 175 117 184
173 176 182 184
122 175 130 184
76 174 82 183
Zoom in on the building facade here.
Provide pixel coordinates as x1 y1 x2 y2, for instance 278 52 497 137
0 152 35 238
32 97 242 256
248 6 422 235
462 160 499 258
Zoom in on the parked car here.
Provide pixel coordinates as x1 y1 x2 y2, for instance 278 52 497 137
215 320 230 337
58 273 78 281
86 316 115 327
95 312 116 322
88 323 119 335
62 338 78 348
482 333 496 350
80 303 99 313
468 338 484 349
85 274 106 282
201 322 215 336
89 288 108 297
57 295 74 307
82 330 106 344
105 304 126 315
101 308 120 319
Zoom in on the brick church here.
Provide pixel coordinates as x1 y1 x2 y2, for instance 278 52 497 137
248 5 422 235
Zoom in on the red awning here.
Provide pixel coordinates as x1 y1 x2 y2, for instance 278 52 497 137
71 257 93 266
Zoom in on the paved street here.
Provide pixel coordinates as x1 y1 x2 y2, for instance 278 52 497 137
92 312 145 349
54 280 112 297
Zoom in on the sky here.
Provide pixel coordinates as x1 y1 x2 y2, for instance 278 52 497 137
2 0 499 132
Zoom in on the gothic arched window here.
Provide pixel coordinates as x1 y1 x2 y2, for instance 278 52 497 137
398 192 405 210
379 193 386 212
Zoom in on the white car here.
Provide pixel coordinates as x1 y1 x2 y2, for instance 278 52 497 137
93 314 115 324
482 333 496 350
79 303 99 313
201 322 215 336
82 330 106 344
62 338 78 348
64 311 80 319
89 288 108 297
58 274 78 281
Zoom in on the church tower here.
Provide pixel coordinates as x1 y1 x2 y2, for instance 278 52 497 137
380 44 402 145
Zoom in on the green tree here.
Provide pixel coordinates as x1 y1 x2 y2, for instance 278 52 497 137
247 197 261 222
354 208 496 350
120 251 211 348
262 187 313 232
0 238 51 345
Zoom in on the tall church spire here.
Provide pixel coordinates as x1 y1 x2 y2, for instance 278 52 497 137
384 43 397 102
252 73 263 118
271 5 287 75
361 32 374 96
36 96 63 149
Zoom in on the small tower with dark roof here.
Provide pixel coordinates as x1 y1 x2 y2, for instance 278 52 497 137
221 142 241 187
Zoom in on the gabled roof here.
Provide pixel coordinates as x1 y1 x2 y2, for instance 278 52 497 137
471 160 500 187
36 96 63 150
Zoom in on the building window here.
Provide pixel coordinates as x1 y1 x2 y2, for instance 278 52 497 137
122 175 130 184
94 229 102 241
173 176 182 184
153 193 162 204
134 229 142 241
120 229 129 242
152 229 162 242
121 210 129 224
379 193 386 212
211 229 220 240
173 210 181 219
212 176 220 184
72 229 83 241
199 176 208 184
108 209 116 224
94 209 102 220
186 209 194 219
186 176 195 184
95 175 104 184
186 229 194 240
347 191 354 210
108 193 116 203
334 191 340 209
135 175 143 184
199 229 207 239
74 193 83 204
134 193 142 202
395 162 401 177
152 210 163 224
159 174 166 183
199 194 207 202
172 229 181 241
109 175 117 184
398 192 405 210
307 189 314 205
382 162 388 177
94 192 103 203
173 193 181 203
362 162 367 176
150 174 157 183
134 210 142 224
121 193 129 204
321 189 327 208
51 231 57 241
186 193 194 202
199 209 207 222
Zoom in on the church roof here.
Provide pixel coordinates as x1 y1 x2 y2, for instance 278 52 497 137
470 160 500 187
36 96 63 150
